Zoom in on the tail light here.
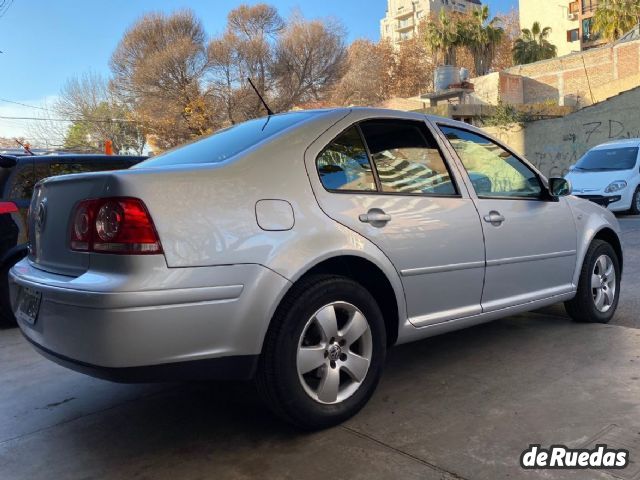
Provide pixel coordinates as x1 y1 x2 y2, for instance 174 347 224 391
0 201 18 214
70 197 162 254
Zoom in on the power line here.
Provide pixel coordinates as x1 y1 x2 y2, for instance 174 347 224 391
0 115 142 124
0 98 51 111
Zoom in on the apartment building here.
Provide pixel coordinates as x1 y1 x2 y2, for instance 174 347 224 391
518 0 606 57
380 0 482 47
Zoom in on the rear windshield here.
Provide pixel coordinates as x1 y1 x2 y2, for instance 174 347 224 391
575 146 639 171
135 112 315 168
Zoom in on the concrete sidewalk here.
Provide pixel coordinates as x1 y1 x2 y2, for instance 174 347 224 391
2 313 640 480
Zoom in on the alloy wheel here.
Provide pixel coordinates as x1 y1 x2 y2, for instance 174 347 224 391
591 254 616 313
296 301 373 404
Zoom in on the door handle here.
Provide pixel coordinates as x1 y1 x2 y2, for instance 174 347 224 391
359 208 391 227
483 211 505 226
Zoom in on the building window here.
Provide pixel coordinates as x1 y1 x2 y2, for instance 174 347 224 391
416 10 423 18
567 29 579 42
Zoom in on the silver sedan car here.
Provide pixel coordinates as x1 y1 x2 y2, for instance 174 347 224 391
9 108 623 429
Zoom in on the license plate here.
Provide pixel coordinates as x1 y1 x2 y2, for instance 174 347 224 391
16 287 42 326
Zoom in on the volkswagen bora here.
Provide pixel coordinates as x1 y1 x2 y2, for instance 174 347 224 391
9 108 623 429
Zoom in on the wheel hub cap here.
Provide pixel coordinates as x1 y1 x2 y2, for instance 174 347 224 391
327 342 342 361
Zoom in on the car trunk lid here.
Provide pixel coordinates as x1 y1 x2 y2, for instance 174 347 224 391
29 173 110 277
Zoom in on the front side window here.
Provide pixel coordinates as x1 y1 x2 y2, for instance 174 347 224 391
316 127 376 192
440 125 542 199
360 120 456 195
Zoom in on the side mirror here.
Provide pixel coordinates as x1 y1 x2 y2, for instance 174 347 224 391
549 177 572 197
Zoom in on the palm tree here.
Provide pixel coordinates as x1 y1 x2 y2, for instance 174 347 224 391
512 22 557 65
424 9 463 66
462 6 504 76
592 0 640 42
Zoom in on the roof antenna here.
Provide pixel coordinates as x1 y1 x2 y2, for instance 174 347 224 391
247 78 274 116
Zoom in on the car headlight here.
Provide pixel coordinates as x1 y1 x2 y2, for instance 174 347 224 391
604 180 627 193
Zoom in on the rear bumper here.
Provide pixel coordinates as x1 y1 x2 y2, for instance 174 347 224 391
23 334 258 382
9 257 291 379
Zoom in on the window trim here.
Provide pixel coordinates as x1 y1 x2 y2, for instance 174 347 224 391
436 123 552 202
315 118 462 198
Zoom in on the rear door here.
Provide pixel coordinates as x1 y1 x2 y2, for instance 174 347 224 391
307 116 486 326
437 124 577 312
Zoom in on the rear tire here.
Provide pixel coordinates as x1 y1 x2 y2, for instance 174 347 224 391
565 239 620 323
628 187 640 215
256 274 386 430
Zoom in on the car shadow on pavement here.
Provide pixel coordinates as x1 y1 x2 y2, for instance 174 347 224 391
2 313 601 480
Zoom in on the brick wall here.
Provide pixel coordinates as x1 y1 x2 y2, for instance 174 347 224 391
506 39 640 107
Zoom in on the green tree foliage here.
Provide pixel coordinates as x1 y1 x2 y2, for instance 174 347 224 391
592 0 640 42
424 9 464 66
460 5 504 76
512 22 557 65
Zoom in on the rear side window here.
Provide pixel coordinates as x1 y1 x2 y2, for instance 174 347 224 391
359 120 456 195
316 127 376 192
137 112 314 168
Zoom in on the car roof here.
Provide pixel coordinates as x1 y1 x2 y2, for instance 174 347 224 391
592 138 640 149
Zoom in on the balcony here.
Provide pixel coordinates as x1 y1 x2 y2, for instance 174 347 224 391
396 18 415 31
394 7 414 19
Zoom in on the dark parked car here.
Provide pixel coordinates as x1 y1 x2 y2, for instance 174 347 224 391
0 154 146 325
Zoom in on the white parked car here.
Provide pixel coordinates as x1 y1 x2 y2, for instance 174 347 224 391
565 139 640 214
10 109 623 429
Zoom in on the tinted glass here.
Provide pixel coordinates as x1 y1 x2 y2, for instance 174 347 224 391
440 126 542 198
50 161 131 176
8 162 34 200
575 147 639 171
137 112 314 168
316 127 376 191
360 120 456 195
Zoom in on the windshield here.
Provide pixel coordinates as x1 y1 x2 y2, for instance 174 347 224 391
135 112 315 168
574 146 639 171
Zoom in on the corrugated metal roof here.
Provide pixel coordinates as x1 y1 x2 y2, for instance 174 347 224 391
616 24 640 44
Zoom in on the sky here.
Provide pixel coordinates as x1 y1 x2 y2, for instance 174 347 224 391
0 0 518 139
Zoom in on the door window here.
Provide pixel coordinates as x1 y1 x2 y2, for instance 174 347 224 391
316 127 376 192
440 126 542 199
359 120 456 195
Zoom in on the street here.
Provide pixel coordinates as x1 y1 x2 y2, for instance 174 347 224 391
0 216 639 480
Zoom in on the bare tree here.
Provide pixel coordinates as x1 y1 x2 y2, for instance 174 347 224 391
331 39 394 106
390 36 434 97
110 9 212 149
273 17 347 110
56 72 145 154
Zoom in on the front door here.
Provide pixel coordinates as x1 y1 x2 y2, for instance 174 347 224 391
438 125 577 312
306 117 486 326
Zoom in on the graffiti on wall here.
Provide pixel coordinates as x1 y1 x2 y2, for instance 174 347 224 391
529 118 640 177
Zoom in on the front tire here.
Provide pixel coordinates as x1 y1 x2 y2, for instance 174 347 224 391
256 274 386 430
565 239 620 323
628 187 640 215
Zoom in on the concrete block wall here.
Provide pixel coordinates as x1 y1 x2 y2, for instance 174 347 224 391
483 86 640 178
506 39 640 107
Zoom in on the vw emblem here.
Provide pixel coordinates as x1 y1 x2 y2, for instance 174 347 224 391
36 200 47 231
